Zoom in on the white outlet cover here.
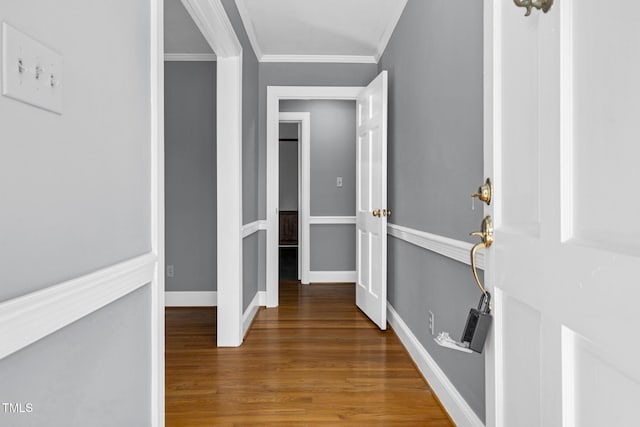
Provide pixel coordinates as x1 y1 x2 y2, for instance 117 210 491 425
2 22 63 114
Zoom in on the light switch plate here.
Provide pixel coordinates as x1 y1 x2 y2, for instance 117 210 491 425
336 177 343 187
2 22 63 114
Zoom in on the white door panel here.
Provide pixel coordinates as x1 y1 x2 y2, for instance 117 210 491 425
485 1 640 426
356 71 388 330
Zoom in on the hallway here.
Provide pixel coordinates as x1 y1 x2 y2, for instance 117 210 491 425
165 282 454 426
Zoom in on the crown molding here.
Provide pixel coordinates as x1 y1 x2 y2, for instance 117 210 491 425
182 0 241 57
375 0 408 61
164 53 217 61
261 54 377 64
234 0 264 60
234 0 403 64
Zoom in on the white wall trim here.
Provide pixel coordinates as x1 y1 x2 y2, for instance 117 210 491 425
164 53 217 61
387 303 485 427
267 86 363 307
242 220 267 238
308 271 357 283
242 291 262 337
309 216 356 225
0 254 156 361
182 0 242 58
261 54 377 64
234 0 264 60
258 290 266 306
165 291 217 306
387 223 485 270
150 0 165 423
164 291 267 309
375 0 408 61
182 0 244 347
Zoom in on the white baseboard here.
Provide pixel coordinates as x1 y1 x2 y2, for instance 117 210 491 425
164 290 267 310
242 291 265 337
308 270 356 283
387 303 485 427
164 291 217 307
258 291 266 306
0 253 156 361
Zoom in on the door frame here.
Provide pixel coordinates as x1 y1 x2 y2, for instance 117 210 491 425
150 0 164 423
178 0 244 347
278 112 310 283
266 86 362 307
483 1 498 425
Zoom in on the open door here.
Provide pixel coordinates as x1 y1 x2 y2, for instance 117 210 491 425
355 71 388 330
484 2 640 425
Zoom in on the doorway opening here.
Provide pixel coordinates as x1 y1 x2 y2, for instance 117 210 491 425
278 121 301 282
162 0 244 349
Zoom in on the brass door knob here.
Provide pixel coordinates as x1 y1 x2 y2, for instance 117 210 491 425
471 178 492 206
382 209 392 217
372 209 381 217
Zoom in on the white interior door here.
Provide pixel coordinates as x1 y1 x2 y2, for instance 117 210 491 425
356 71 388 330
485 2 640 426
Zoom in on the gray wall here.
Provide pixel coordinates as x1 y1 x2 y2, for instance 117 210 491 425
379 0 485 420
243 233 259 311
280 100 357 272
278 123 298 211
0 286 151 427
0 0 152 424
0 2 151 302
221 0 261 306
165 61 217 292
310 225 356 271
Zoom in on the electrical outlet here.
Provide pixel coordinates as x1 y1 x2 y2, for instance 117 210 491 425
428 311 435 336
166 265 175 278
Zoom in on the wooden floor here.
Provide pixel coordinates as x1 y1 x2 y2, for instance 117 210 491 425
165 282 454 426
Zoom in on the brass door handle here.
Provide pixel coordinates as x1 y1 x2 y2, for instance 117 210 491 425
372 209 381 217
470 216 493 295
382 209 392 217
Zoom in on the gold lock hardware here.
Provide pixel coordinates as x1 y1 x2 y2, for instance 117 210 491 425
372 209 391 218
471 178 492 206
470 216 493 295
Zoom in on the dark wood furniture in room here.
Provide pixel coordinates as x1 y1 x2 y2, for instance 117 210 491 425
279 211 298 245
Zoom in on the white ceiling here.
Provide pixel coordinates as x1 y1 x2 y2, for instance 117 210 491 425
236 0 408 63
163 0 407 63
164 0 214 57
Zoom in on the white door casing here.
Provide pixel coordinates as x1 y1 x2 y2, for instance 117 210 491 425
484 2 640 426
355 71 388 330
181 0 244 347
266 86 362 307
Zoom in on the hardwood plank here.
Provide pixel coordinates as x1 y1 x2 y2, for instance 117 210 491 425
165 283 454 426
